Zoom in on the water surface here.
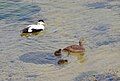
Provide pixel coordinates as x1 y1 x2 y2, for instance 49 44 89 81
0 0 120 81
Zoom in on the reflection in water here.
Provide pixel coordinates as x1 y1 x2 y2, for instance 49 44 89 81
20 31 44 38
70 53 86 63
63 52 86 63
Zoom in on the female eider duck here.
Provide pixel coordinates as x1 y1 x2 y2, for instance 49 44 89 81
62 38 85 55
22 20 45 33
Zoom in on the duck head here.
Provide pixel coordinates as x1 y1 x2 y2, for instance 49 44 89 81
79 37 84 46
37 20 45 25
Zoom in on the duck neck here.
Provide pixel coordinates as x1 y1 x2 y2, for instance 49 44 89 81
79 41 82 46
37 22 42 25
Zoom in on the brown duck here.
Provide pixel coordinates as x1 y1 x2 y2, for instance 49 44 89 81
57 59 68 65
62 38 85 55
54 49 62 56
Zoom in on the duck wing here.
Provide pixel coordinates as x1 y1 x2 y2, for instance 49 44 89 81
63 45 85 52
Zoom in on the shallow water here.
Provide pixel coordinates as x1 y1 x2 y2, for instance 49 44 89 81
0 0 120 81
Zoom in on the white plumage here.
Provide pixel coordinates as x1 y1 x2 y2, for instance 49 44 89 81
22 20 45 33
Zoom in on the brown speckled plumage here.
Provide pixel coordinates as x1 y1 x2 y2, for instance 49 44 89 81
63 45 85 53
57 59 68 65
62 38 85 54
54 49 62 56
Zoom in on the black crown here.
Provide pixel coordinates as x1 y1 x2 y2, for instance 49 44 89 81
38 20 44 22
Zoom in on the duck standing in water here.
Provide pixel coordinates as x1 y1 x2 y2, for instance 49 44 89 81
22 20 45 33
62 38 85 55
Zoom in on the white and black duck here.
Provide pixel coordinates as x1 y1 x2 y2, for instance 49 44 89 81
22 20 45 33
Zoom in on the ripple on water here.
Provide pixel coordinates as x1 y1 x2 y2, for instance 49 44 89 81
96 37 120 47
87 23 120 48
85 1 120 14
7 0 22 2
85 2 107 9
0 0 41 21
74 71 120 81
91 24 110 37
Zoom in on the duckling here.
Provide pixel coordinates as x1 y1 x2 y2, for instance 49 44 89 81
62 38 85 55
54 49 62 57
22 20 45 33
57 59 68 65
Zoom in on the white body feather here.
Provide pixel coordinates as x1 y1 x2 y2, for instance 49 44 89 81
22 20 45 33
28 25 44 32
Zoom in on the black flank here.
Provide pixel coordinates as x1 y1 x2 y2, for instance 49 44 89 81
32 29 43 32
22 27 29 33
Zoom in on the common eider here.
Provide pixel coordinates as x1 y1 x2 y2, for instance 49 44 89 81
54 49 62 57
57 59 68 65
62 38 85 55
22 20 45 33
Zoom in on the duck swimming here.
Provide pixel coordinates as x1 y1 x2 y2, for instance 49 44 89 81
57 59 68 65
62 38 85 55
22 20 45 33
54 49 62 57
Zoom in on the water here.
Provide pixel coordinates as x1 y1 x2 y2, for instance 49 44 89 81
0 0 120 81
74 71 120 81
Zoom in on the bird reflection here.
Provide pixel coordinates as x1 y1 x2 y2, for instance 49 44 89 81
63 51 86 63
20 31 44 38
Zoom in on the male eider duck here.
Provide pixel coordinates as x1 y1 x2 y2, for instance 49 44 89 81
54 49 62 57
22 20 45 33
62 38 85 55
